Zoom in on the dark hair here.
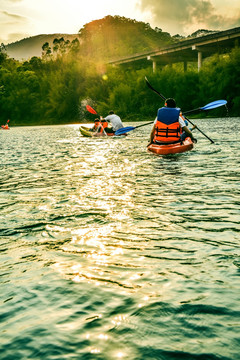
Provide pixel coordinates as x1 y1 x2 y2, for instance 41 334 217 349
108 110 114 114
165 98 176 108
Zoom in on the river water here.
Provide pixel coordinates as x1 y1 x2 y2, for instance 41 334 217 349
1 118 240 360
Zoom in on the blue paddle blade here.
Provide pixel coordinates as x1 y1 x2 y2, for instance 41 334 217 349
200 100 227 111
115 126 135 135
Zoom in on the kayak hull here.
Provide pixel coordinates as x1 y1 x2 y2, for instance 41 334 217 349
80 126 97 137
79 126 126 137
80 126 117 137
147 137 194 155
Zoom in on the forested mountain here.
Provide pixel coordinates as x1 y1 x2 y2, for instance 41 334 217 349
6 34 79 61
5 16 174 61
78 16 174 60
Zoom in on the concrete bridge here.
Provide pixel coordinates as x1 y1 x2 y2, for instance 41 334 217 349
108 26 240 72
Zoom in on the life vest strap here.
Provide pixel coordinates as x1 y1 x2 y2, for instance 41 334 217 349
155 126 181 138
154 139 182 145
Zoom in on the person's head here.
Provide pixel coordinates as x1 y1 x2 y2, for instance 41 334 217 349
165 98 176 108
108 110 114 115
94 118 100 122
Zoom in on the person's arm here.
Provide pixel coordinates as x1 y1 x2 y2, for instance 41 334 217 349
182 126 197 143
150 124 155 142
179 114 197 142
148 117 158 146
182 126 193 137
147 124 156 147
102 115 111 125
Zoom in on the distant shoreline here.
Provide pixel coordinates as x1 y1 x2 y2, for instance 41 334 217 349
2 115 235 128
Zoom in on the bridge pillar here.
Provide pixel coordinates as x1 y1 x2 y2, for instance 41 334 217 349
198 51 202 71
192 45 202 71
152 60 157 72
147 56 157 72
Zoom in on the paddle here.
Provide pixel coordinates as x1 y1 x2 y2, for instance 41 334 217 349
115 122 154 135
86 105 98 116
115 99 226 136
115 99 227 136
145 77 165 101
183 100 227 115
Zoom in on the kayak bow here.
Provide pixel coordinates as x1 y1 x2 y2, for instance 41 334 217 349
147 137 194 155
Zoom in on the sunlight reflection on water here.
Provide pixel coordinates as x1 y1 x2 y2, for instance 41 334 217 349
0 120 240 360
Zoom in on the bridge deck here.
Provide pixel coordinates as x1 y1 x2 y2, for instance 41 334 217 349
109 26 240 69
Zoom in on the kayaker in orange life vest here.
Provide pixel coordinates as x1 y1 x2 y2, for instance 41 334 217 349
90 118 106 134
149 98 197 145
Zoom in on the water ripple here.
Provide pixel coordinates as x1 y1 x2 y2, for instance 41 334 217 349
0 121 240 360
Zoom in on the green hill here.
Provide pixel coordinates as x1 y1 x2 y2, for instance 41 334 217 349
6 34 79 60
5 16 175 61
77 15 174 61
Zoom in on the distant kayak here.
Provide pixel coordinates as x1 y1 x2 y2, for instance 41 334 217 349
79 126 126 137
147 137 194 155
1 119 10 130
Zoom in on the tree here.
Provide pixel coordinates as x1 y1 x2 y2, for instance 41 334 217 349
42 42 52 58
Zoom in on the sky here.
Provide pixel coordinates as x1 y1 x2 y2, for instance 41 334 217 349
0 0 240 44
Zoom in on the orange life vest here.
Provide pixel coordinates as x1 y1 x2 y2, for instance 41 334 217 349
93 120 104 133
101 120 108 129
154 107 182 143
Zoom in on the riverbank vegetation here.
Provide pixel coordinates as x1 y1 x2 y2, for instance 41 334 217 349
0 16 239 126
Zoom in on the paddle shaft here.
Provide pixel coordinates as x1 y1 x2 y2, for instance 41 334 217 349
183 118 214 143
183 107 205 115
134 121 154 129
145 77 214 144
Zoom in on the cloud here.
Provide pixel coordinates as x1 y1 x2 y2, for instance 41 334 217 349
1 10 27 21
0 10 30 43
137 0 240 35
2 0 23 2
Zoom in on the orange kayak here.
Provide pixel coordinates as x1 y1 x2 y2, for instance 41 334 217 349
147 137 194 155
